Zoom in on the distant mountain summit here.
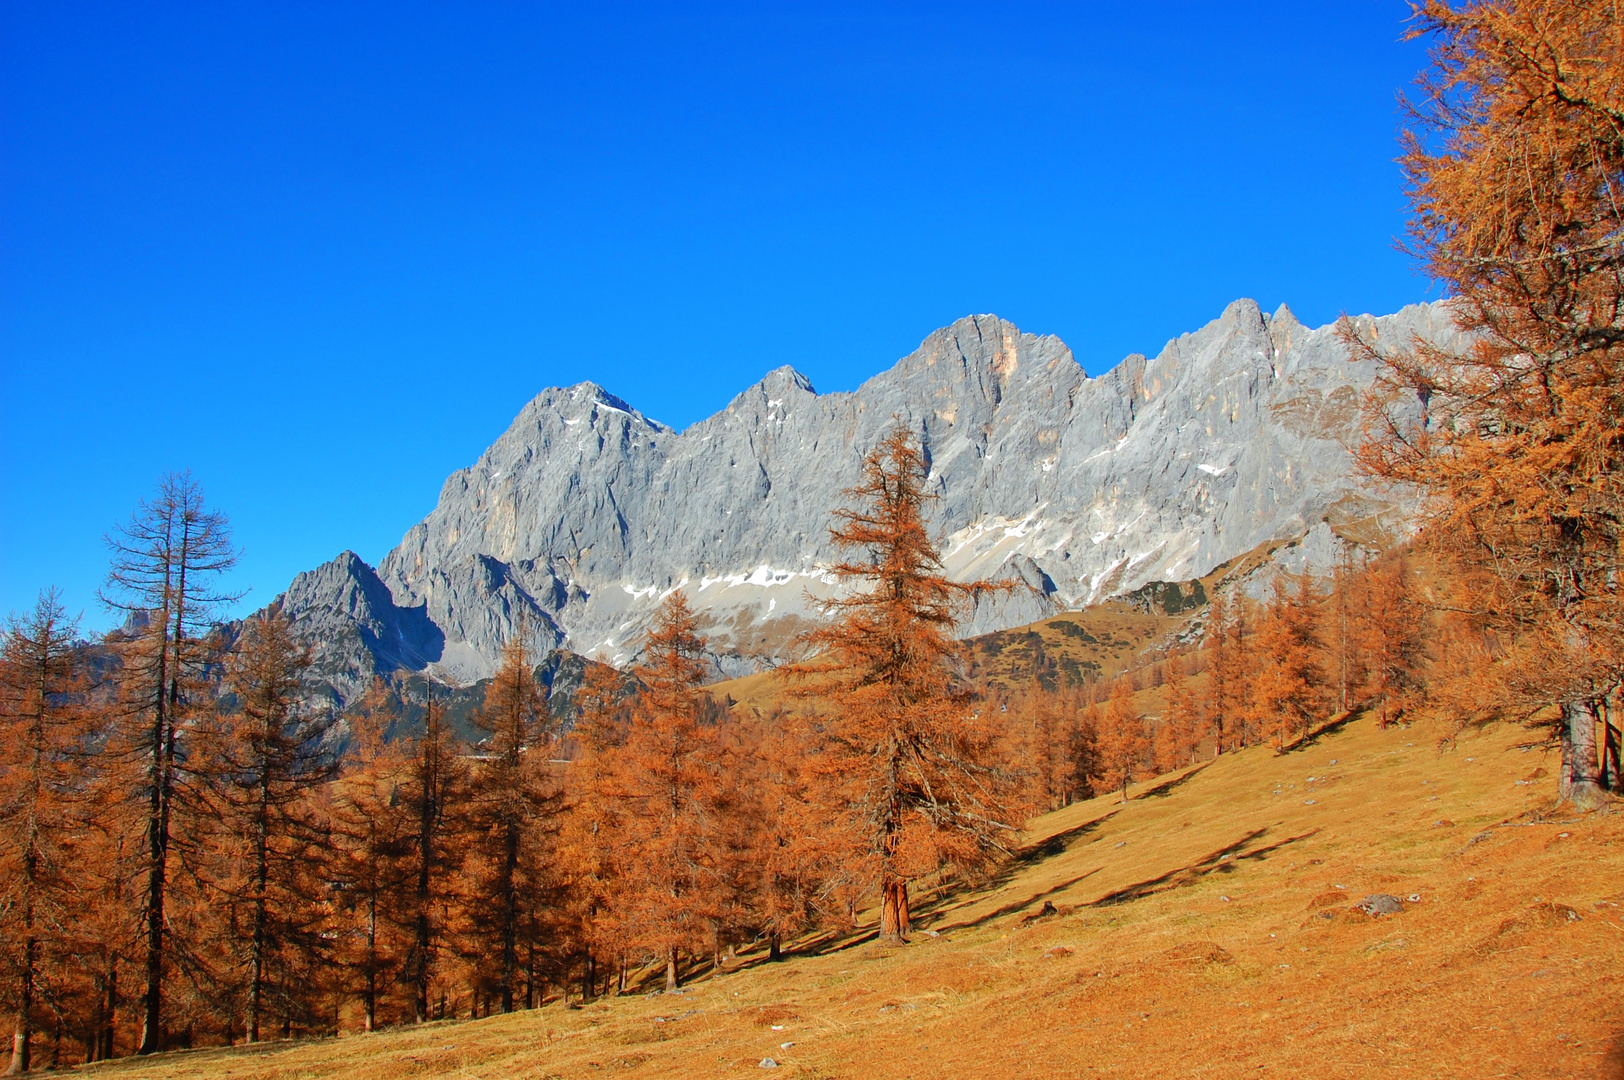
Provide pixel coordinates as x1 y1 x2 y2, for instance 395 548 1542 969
274 299 1460 703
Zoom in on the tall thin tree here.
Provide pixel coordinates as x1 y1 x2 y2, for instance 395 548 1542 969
467 632 558 1013
100 473 239 1054
203 613 335 1042
0 592 85 1074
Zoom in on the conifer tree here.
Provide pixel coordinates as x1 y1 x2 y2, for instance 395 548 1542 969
1359 555 1429 729
558 660 632 996
1203 593 1233 754
1093 679 1148 802
1252 576 1326 749
1159 657 1205 768
786 424 1019 942
0 592 87 1074
328 679 415 1031
401 679 465 1022
612 592 725 990
466 632 558 1013
1345 0 1624 805
203 613 336 1043
99 473 239 1053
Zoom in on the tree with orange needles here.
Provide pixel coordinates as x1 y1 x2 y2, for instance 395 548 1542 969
201 612 337 1043
328 679 415 1032
1202 593 1235 754
786 423 1019 942
1093 679 1148 803
466 631 559 1013
611 592 727 989
100 473 240 1053
1252 576 1327 749
401 679 466 1022
1344 0 1624 805
1159 656 1206 768
742 708 833 961
0 591 89 1074
557 658 632 995
1358 555 1429 729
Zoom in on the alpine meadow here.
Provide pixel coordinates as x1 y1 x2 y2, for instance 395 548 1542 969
5 2 1624 1077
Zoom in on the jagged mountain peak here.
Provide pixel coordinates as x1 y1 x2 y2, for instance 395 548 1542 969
276 299 1463 703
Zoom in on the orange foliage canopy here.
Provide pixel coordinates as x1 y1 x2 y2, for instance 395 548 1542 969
786 423 1020 941
1345 0 1624 804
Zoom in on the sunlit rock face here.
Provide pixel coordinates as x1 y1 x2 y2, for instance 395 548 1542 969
274 299 1459 700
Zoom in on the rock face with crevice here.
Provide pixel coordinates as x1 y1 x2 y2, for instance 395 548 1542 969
272 299 1457 703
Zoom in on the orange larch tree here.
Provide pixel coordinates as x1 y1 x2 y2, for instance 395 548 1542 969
99 473 240 1054
1344 0 1624 805
557 658 633 996
1093 678 1149 802
201 612 337 1043
1358 554 1430 729
1251 576 1327 749
465 632 559 1013
0 591 89 1074
327 679 416 1031
786 424 1020 942
611 592 727 990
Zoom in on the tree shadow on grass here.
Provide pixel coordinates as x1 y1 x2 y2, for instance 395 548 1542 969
1276 710 1361 755
923 870 1102 933
1090 826 1321 907
909 812 1123 933
1136 762 1212 799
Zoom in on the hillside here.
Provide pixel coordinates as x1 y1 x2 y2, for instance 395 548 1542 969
81 713 1624 1079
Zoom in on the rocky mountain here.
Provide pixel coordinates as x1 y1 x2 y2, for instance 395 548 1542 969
274 298 1460 704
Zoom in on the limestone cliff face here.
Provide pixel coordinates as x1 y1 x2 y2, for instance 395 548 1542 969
274 299 1458 701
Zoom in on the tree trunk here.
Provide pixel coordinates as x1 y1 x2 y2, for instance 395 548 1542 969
1560 699 1606 809
6 937 32 1075
138 680 168 1056
246 776 271 1043
768 932 781 962
363 890 377 1032
499 816 519 1013
1604 715 1622 793
879 878 910 941
99 962 116 1061
664 950 679 992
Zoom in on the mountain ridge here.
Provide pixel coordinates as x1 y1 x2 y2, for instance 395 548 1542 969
273 299 1461 703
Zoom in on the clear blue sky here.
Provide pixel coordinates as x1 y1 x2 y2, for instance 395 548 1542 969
3 2 1432 632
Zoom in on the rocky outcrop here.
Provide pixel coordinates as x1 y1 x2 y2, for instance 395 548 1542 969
274 299 1459 700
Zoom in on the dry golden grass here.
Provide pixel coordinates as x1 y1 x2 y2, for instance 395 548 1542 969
84 714 1624 1079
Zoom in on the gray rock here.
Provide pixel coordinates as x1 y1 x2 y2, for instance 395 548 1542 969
1357 894 1405 917
273 299 1459 701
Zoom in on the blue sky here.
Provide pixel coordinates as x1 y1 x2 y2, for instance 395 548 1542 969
2 2 1432 631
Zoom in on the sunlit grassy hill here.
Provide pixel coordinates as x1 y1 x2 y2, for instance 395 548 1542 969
85 712 1624 1079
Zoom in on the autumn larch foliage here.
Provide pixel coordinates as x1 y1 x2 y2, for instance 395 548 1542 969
606 592 729 990
0 592 89 1074
557 657 633 993
327 679 416 1032
197 612 336 1043
1092 679 1149 803
464 631 560 1014
785 423 1021 942
1251 575 1327 749
1343 0 1624 806
98 472 240 1054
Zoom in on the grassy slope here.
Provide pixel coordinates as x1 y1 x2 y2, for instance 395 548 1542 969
84 713 1624 1079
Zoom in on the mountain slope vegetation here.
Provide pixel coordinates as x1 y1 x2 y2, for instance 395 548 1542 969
76 711 1624 1079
